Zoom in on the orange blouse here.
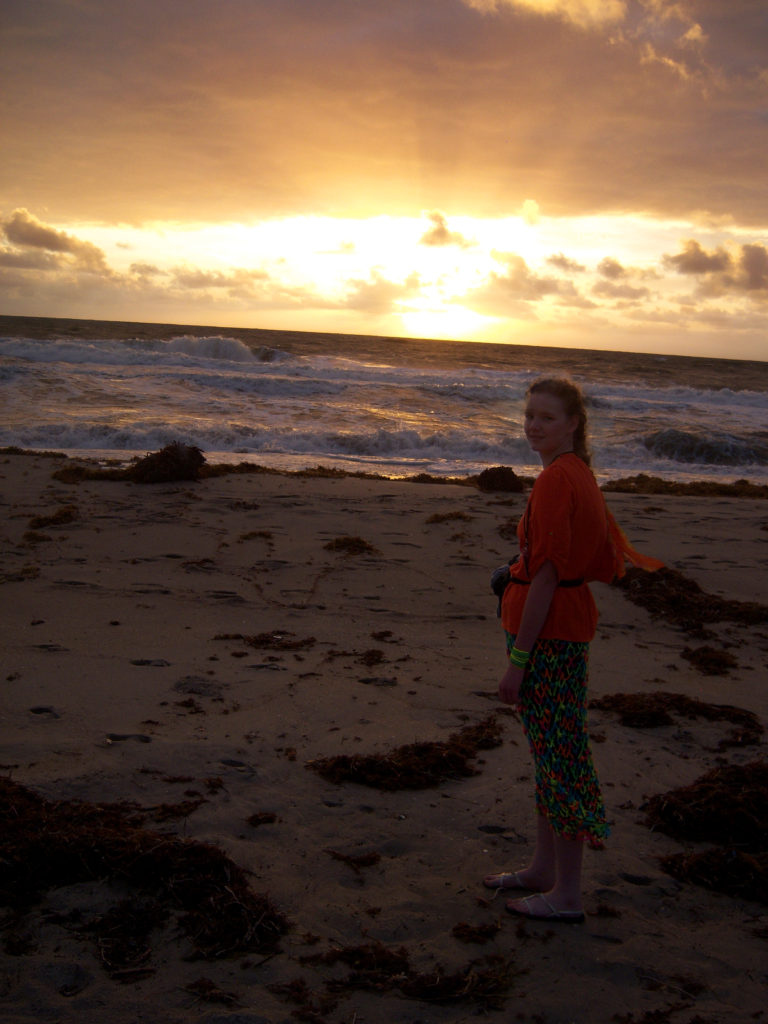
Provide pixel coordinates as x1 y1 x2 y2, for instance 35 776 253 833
501 453 650 642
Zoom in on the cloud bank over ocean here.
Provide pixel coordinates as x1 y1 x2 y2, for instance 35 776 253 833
1 0 767 358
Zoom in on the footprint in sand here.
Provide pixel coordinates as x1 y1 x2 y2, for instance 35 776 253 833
29 706 61 719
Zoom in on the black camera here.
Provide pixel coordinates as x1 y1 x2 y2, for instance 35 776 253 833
491 561 514 617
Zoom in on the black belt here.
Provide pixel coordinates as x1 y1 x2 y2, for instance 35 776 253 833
509 577 584 588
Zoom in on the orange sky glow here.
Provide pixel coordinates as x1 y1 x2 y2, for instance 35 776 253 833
1 0 767 360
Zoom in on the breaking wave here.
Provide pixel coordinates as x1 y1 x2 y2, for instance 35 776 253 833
643 429 768 467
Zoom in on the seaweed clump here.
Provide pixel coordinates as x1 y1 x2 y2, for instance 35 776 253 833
128 442 206 483
602 474 768 498
590 691 763 749
680 645 739 676
425 510 472 524
323 535 379 555
240 630 317 651
0 778 288 969
52 442 206 484
29 505 79 529
644 760 768 904
615 566 768 634
213 629 313 651
306 715 503 790
477 466 525 493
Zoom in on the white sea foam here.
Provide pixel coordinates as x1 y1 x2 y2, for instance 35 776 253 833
1 331 766 482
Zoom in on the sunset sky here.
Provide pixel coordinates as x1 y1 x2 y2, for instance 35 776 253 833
2 0 767 359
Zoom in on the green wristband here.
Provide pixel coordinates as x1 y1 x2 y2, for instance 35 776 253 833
509 646 530 668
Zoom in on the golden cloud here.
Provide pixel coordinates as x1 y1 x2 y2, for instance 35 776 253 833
2 209 110 274
461 0 626 29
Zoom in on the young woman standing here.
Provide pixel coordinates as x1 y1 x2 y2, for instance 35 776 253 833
484 378 661 923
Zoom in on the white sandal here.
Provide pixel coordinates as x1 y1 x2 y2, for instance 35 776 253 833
506 894 585 924
482 871 530 891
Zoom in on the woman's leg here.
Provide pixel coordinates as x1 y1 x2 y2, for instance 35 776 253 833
517 814 583 905
483 811 556 891
548 830 584 909
521 811 557 888
507 831 585 921
506 828 585 917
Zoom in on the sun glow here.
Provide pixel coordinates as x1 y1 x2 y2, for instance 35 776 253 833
24 207 768 360
81 212 546 288
398 304 498 342
73 209 688 302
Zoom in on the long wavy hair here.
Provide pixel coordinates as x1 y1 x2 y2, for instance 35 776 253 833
526 377 591 467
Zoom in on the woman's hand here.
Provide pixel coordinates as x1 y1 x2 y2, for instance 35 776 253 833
498 662 525 705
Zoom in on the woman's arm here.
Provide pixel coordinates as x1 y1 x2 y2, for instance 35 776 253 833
498 559 559 705
512 558 559 652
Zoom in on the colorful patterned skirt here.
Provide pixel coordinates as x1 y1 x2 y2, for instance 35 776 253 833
506 633 609 845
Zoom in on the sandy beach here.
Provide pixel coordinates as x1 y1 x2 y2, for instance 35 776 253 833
1 449 766 1024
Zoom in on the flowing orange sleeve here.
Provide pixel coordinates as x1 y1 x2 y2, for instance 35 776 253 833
605 505 665 580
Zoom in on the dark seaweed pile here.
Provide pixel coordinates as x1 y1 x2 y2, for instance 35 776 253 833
476 466 524 493
680 644 739 676
603 474 768 498
306 715 504 790
0 778 289 973
50 442 205 484
591 691 763 749
128 442 206 483
644 760 768 904
615 566 767 634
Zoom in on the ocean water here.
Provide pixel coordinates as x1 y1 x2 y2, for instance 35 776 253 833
1 317 767 484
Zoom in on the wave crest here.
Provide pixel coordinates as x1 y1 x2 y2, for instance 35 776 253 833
164 335 288 363
643 429 768 466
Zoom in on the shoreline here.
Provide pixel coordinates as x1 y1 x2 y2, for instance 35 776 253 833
4 315 767 488
3 444 768 497
1 450 766 1023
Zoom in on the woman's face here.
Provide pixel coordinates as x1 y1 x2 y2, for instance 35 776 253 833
524 391 578 466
